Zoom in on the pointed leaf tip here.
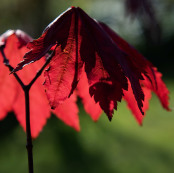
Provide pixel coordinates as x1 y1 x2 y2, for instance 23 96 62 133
108 116 112 121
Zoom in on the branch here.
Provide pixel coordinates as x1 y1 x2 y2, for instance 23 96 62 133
0 45 54 173
0 47 25 89
0 46 33 173
28 52 53 89
25 88 33 173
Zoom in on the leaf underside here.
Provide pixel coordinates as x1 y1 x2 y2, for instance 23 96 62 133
13 7 170 124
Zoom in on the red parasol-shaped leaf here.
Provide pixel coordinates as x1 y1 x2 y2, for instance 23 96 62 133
13 7 170 123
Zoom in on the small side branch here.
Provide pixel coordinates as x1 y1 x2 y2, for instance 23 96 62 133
0 48 25 89
28 52 53 89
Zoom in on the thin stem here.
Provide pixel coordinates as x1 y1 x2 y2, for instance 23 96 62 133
0 48 34 172
28 52 53 89
0 47 53 173
25 87 34 173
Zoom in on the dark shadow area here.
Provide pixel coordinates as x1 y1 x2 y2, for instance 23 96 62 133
138 34 174 79
34 115 117 173
0 112 18 139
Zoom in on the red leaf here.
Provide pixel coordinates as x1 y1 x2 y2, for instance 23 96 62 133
0 31 79 138
123 81 151 125
0 29 103 137
0 59 17 120
99 22 147 115
14 7 128 120
44 12 83 108
99 22 170 121
44 11 83 109
0 30 30 121
53 93 80 131
77 70 102 121
13 7 170 123
142 68 170 111
14 8 74 71
0 32 51 138
79 9 128 120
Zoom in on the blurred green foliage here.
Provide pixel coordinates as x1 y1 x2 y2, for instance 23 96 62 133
0 0 174 173
0 80 173 173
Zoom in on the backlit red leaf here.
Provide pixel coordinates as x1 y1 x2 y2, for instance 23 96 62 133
77 70 102 121
123 81 151 125
44 12 83 108
14 8 73 71
14 7 129 120
99 23 170 121
0 31 81 137
53 93 80 131
0 29 103 137
142 68 170 111
0 32 51 137
13 7 170 124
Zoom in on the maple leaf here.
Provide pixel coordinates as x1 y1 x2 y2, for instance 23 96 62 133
13 7 170 124
0 30 102 138
99 22 170 123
